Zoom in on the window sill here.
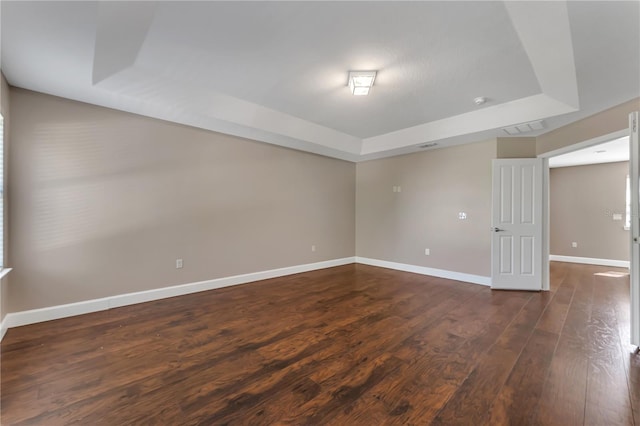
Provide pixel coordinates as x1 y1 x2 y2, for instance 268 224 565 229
0 268 12 280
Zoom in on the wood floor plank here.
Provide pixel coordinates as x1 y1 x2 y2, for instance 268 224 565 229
485 328 558 425
604 267 640 424
431 289 553 425
1 262 637 425
532 261 595 426
584 270 634 425
331 290 533 424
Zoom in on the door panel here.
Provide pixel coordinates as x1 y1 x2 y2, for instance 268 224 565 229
492 159 543 290
500 236 513 274
521 165 535 223
500 167 513 223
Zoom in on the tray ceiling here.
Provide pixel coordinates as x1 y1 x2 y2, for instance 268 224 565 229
2 1 638 161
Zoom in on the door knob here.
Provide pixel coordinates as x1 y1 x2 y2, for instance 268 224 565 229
491 227 506 232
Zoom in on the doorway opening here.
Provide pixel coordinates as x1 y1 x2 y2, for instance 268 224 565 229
537 129 630 291
547 134 630 270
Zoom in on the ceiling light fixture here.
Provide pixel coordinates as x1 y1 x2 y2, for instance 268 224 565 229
348 71 377 96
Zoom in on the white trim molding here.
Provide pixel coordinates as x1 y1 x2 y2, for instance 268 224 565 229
549 255 630 268
1 257 355 333
355 257 491 286
0 256 494 341
0 269 13 340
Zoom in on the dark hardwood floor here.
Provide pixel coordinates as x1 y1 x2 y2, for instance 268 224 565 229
1 262 637 425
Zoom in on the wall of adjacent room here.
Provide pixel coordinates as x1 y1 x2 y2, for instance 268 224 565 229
550 162 629 261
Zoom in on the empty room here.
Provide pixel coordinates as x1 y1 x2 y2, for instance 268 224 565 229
1 1 640 425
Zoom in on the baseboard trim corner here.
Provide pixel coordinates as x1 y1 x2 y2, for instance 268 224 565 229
1 257 356 333
549 255 630 268
355 257 491 286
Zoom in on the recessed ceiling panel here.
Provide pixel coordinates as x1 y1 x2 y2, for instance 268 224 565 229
138 1 541 138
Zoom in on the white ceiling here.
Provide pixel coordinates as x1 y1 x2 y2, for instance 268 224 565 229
549 136 629 168
1 1 639 161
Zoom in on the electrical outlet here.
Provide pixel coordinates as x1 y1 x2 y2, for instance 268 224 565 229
311 245 316 252
571 242 578 248
176 258 183 269
425 248 430 255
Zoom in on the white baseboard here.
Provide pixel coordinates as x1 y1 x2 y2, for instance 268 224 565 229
549 255 630 268
0 256 492 340
1 257 356 334
355 257 491 286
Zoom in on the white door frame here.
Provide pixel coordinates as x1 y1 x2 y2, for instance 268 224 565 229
629 112 639 346
537 128 630 292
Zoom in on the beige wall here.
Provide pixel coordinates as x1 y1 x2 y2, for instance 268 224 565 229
356 140 496 277
8 89 355 312
3 87 638 316
550 162 629 261
496 137 536 158
537 98 640 156
1 72 9 323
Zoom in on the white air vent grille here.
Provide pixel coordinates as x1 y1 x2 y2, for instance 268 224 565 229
502 120 545 135
418 142 438 149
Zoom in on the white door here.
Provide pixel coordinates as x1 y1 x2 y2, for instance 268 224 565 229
491 159 543 290
629 111 639 346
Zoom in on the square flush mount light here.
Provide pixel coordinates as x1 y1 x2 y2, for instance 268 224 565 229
348 71 377 96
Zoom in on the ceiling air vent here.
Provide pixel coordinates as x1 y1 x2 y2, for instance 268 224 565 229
418 142 438 149
502 120 545 135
